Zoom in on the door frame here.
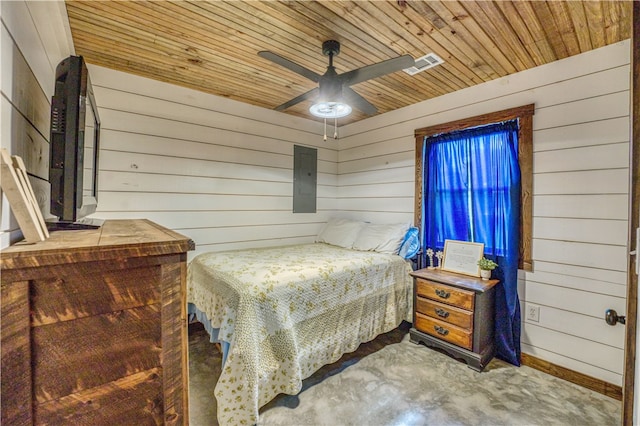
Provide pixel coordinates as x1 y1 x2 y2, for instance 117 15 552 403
623 3 639 425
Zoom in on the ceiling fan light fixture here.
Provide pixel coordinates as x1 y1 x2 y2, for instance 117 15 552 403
309 101 352 118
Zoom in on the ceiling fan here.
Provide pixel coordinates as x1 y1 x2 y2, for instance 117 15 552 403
258 40 415 118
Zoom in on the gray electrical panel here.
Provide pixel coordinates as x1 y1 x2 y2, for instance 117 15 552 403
293 145 317 213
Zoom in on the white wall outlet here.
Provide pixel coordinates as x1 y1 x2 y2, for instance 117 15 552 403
526 304 540 323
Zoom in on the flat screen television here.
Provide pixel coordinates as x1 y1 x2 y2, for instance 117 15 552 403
48 55 102 230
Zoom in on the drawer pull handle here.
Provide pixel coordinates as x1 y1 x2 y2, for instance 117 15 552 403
435 289 450 299
435 308 449 318
434 325 449 336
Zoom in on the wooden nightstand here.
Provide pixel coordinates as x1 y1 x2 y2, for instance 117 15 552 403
409 268 498 371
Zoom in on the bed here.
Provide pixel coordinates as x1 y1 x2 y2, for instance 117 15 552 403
187 220 418 425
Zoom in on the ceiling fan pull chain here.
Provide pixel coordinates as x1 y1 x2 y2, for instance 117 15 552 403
334 115 338 139
323 118 327 142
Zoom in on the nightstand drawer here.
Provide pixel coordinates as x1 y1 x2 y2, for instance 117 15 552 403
415 278 474 311
415 296 473 330
414 312 472 350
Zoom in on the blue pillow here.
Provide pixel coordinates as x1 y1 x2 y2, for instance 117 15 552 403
398 227 420 259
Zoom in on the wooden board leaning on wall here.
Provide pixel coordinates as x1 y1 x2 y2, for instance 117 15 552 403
0 149 48 243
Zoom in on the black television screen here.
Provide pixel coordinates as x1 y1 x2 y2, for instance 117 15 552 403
49 55 101 229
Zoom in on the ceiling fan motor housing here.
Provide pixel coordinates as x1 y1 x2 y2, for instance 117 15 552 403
322 40 341 57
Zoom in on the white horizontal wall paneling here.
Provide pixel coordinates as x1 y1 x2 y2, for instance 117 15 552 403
520 327 623 384
524 280 626 320
521 41 629 388
532 260 628 286
338 40 631 386
188 235 314 259
99 185 290 212
100 122 294 170
534 117 630 152
1 24 51 141
533 239 627 272
23 1 74 76
337 197 414 214
521 342 621 387
338 182 413 199
518 280 625 387
337 136 415 222
101 170 293 197
521 306 625 366
1 97 49 180
90 66 333 253
90 65 325 141
535 169 628 195
534 142 629 174
533 217 627 246
95 87 326 150
1 0 73 99
185 222 319 247
1 1 53 96
338 135 415 163
1 1 70 246
339 68 629 152
534 91 629 131
339 151 414 176
521 301 624 350
340 40 630 141
95 210 327 232
534 194 628 220
338 165 413 187
523 269 626 298
100 148 335 190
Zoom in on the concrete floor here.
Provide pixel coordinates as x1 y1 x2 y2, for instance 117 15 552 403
188 322 620 425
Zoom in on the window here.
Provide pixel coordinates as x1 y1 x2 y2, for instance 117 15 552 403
414 104 534 271
422 120 519 258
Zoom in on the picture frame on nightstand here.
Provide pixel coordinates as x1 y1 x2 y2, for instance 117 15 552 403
441 239 484 277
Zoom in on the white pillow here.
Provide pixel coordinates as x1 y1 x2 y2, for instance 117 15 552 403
316 218 365 248
353 223 410 254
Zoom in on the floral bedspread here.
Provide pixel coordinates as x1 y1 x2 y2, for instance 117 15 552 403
187 243 413 425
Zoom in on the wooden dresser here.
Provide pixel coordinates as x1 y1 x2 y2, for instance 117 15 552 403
1 219 194 425
409 268 498 371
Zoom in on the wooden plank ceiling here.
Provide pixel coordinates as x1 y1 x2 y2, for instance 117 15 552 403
66 1 631 125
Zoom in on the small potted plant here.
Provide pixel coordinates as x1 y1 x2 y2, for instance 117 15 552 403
477 257 498 280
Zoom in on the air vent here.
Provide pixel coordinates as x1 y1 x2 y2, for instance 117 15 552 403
403 53 444 75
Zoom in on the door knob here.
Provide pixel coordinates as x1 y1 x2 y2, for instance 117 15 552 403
605 309 626 326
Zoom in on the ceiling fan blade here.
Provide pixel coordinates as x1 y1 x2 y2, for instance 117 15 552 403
275 87 319 111
342 87 378 116
258 51 322 83
339 54 415 86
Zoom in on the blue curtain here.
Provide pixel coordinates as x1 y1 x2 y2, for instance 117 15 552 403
421 120 521 366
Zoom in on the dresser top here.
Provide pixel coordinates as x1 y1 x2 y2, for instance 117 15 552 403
1 219 194 270
410 267 499 293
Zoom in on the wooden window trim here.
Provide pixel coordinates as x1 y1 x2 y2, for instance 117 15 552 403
414 104 535 271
